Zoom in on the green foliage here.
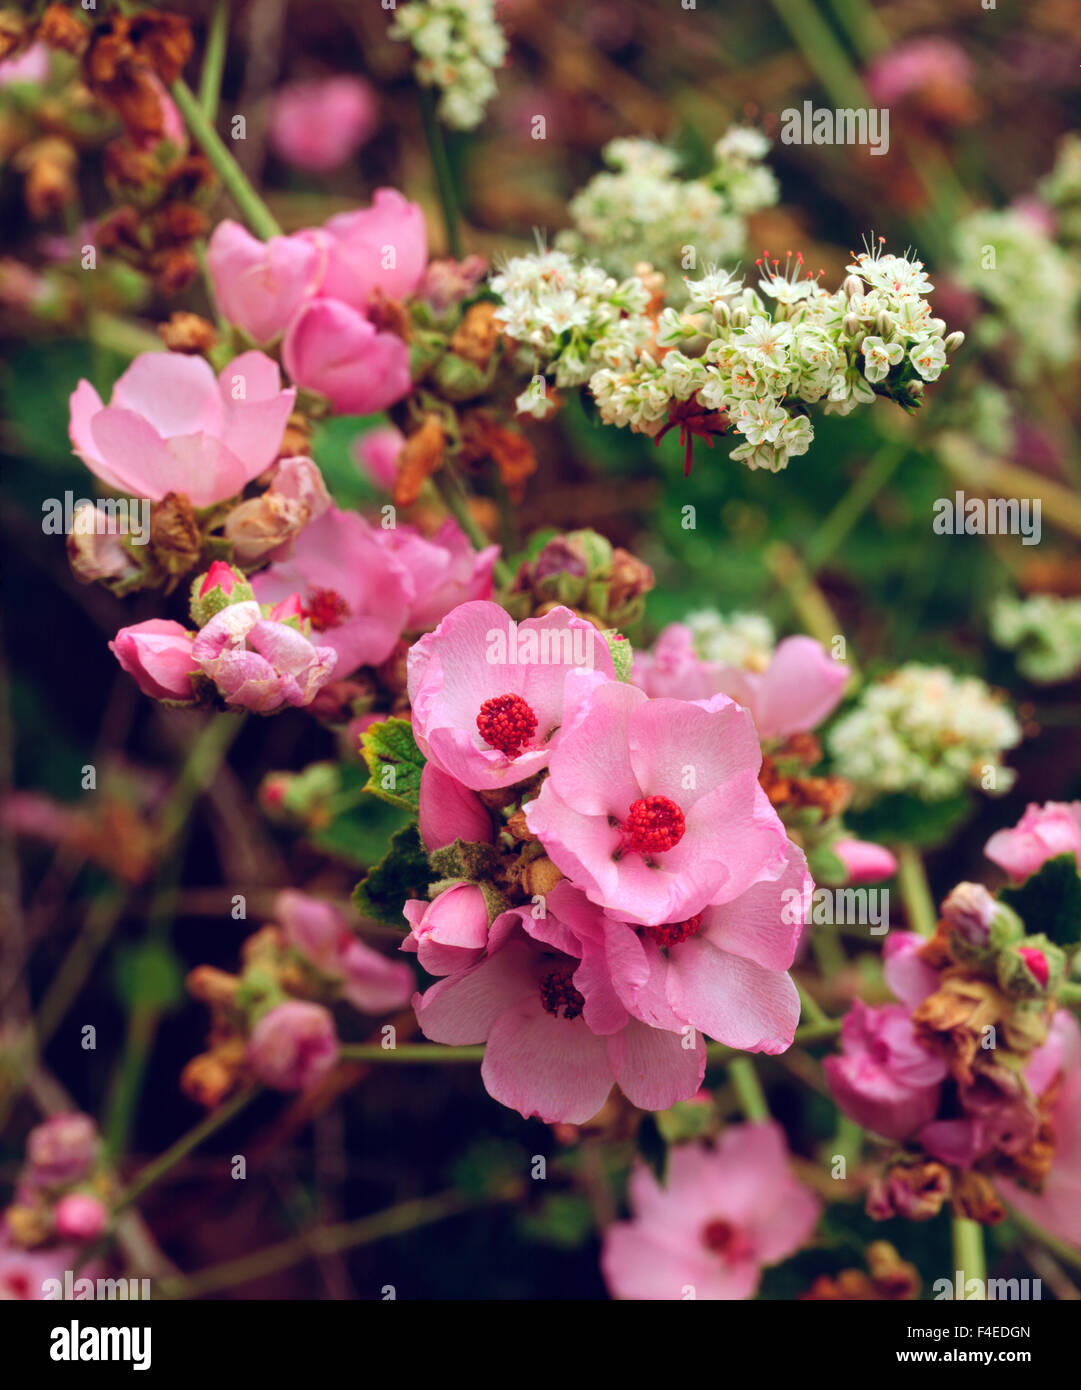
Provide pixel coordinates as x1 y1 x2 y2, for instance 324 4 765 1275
309 413 385 511
359 717 426 814
112 941 184 1011
847 791 972 849
1000 852 1081 949
352 824 432 928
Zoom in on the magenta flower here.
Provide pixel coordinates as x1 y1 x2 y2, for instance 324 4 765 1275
403 883 492 975
247 1000 339 1091
268 76 378 173
865 37 972 105
418 762 493 852
52 1194 107 1243
998 1013 1081 1247
635 627 848 741
524 676 789 925
191 600 337 713
282 297 412 415
601 1124 821 1300
25 1114 97 1189
882 930 940 1009
377 519 499 631
833 838 898 885
252 506 411 675
0 1240 87 1300
985 801 1081 881
414 884 706 1122
206 220 324 344
308 188 427 311
108 620 198 702
275 890 413 1012
824 1000 947 1141
353 424 403 491
69 351 296 507
615 844 809 1054
407 601 616 791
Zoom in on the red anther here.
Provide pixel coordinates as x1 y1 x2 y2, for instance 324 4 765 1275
476 693 538 758
623 795 686 854
643 914 704 948
539 969 585 1020
304 588 351 631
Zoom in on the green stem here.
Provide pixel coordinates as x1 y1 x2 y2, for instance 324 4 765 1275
197 0 229 121
115 1086 259 1213
155 1184 518 1298
729 1056 770 1122
766 0 864 106
338 1043 486 1063
797 981 829 1028
433 467 514 587
1058 982 1081 1011
418 87 462 258
952 1215 987 1299
805 440 906 576
171 78 282 241
824 0 890 61
896 844 937 937
86 310 162 359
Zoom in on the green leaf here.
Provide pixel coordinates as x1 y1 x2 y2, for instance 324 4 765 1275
352 825 432 928
847 791 971 849
310 414 384 511
360 717 426 813
999 852 1081 949
516 1193 594 1249
306 763 412 867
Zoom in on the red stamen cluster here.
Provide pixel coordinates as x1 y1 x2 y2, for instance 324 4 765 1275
476 693 538 758
539 969 585 1020
643 913 703 948
304 587 351 631
623 795 686 854
701 1219 752 1260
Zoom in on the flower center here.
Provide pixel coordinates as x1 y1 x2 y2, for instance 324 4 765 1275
623 795 686 854
643 913 703 948
304 587 351 631
539 968 585 1020
476 693 538 758
701 1218 752 1261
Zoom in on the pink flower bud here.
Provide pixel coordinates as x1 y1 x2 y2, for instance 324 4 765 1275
247 1001 339 1091
353 425 403 491
267 593 305 624
1018 946 1049 989
282 298 412 415
25 1114 98 1188
941 881 997 945
66 503 139 586
200 560 240 597
833 838 898 885
52 1194 107 1242
985 801 1081 881
108 620 198 702
268 77 379 174
191 601 337 712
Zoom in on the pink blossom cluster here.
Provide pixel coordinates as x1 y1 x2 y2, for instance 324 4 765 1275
206 188 427 414
0 1114 108 1300
402 600 816 1124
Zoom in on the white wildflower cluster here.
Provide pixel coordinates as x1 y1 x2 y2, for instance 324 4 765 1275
589 242 961 473
990 593 1081 685
953 208 1081 383
827 663 1021 804
684 609 776 670
555 129 778 295
490 249 653 418
389 0 507 131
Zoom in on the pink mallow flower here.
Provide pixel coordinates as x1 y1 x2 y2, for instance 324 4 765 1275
275 890 413 1012
282 297 412 415
417 762 493 852
413 883 706 1123
353 424 403 491
601 1124 821 1300
307 188 428 311
247 1000 339 1091
69 351 295 508
407 600 616 791
635 625 848 741
998 1012 1081 1247
0 1240 85 1301
984 801 1081 881
269 76 378 173
376 518 499 631
191 600 337 712
109 620 198 702
403 883 492 975
206 220 324 344
252 506 411 675
52 1194 107 1243
524 674 789 926
824 999 947 1141
833 838 898 885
